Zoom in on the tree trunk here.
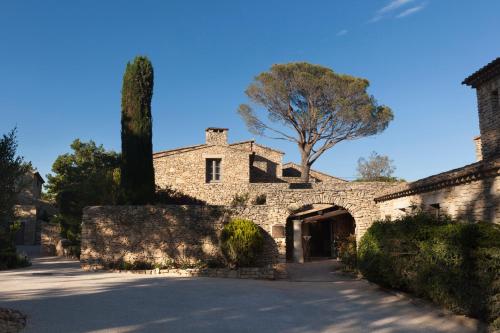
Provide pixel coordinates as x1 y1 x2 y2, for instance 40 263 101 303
300 154 311 183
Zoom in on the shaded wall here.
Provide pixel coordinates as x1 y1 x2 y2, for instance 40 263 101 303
376 159 499 223
80 205 282 268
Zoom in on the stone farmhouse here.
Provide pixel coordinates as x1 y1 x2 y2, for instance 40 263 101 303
153 127 347 205
79 58 499 271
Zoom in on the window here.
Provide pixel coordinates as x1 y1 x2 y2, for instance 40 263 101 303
430 203 440 219
206 158 221 183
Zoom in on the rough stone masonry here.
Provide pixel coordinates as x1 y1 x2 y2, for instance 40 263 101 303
79 58 499 271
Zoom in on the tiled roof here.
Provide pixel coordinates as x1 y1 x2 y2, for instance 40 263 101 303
375 157 500 202
153 140 284 158
153 144 208 158
462 57 500 88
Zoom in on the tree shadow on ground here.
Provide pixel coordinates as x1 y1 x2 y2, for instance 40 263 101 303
0 258 479 333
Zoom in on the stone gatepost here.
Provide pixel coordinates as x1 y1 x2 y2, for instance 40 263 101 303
292 219 304 263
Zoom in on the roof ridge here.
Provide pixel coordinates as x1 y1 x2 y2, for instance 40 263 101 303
283 162 346 182
253 142 285 155
462 57 500 87
153 143 208 157
229 140 255 146
375 157 500 201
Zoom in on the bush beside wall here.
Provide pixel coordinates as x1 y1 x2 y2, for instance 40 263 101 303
221 218 263 267
358 214 500 327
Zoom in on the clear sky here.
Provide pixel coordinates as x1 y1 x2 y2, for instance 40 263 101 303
1 0 499 182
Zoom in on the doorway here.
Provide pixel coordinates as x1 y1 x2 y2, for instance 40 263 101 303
286 204 355 262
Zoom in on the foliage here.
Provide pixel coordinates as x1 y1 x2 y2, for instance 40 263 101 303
230 193 249 208
221 218 264 267
252 194 267 205
238 62 393 182
338 234 357 271
120 56 155 204
45 139 120 242
0 252 31 270
110 258 207 270
356 151 401 182
155 186 206 205
0 128 32 269
0 222 32 270
358 213 500 326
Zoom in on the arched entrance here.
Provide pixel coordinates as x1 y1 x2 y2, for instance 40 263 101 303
285 204 355 263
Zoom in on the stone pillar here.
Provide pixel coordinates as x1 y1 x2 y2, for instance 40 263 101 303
292 219 304 263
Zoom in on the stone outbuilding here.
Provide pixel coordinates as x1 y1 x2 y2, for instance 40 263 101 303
376 58 499 224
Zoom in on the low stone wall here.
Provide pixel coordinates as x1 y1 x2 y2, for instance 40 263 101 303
80 205 282 268
376 159 499 223
81 265 280 280
81 182 401 270
40 222 61 255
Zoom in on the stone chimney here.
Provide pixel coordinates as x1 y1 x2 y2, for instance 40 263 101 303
473 136 482 161
205 128 228 146
463 58 500 160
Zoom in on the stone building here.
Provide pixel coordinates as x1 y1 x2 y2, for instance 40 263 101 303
81 58 499 271
376 58 499 223
153 127 346 205
83 129 399 267
14 172 56 245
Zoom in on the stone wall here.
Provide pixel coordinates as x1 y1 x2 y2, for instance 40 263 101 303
81 181 400 269
154 145 252 205
40 222 61 255
247 182 401 242
153 140 291 205
476 76 499 160
83 265 278 280
250 144 284 182
376 158 499 223
80 205 282 268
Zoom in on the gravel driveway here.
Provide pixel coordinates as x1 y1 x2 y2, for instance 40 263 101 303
0 257 479 333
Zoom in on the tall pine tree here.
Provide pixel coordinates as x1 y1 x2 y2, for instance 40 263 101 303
120 56 155 204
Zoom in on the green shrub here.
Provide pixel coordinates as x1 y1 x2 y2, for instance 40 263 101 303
358 213 500 326
0 251 31 270
0 222 31 270
230 193 249 208
338 234 357 271
221 218 263 267
110 260 153 270
252 194 267 205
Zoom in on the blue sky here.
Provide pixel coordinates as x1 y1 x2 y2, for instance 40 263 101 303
1 0 499 182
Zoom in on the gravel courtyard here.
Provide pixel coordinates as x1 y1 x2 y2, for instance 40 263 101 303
0 257 479 333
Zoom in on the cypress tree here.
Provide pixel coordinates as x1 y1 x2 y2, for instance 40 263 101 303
120 56 155 204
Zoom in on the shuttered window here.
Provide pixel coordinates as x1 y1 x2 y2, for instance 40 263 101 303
206 158 221 183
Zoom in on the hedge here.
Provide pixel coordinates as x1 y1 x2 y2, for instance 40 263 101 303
358 213 499 328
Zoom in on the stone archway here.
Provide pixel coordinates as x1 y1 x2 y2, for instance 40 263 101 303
285 204 356 263
280 190 380 263
245 184 387 265
284 192 374 241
